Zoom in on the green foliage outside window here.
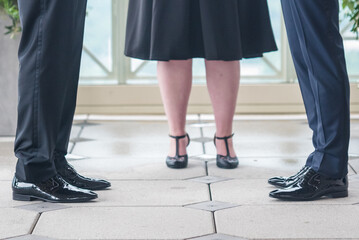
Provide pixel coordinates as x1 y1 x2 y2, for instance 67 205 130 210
343 0 359 35
0 0 20 38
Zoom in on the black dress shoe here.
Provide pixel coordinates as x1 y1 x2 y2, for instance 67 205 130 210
12 175 98 203
268 166 310 188
214 134 238 169
58 163 111 191
269 168 348 201
166 134 190 169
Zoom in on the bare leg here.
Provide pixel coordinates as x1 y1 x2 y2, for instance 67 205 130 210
157 60 192 157
205 60 240 157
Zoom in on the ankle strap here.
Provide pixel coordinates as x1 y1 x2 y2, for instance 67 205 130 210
169 134 188 139
215 133 234 140
169 133 190 157
214 133 234 157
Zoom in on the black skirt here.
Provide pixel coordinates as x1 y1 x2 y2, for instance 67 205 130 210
124 0 277 61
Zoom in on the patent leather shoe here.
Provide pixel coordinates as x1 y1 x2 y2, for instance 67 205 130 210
268 166 310 188
166 134 190 169
12 175 98 203
269 168 348 201
58 163 111 190
214 134 238 169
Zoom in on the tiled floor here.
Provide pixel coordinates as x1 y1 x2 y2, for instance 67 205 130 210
1 114 359 240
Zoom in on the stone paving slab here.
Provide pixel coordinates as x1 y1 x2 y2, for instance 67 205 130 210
69 125 82 140
349 138 359 156
0 141 15 158
0 156 16 180
70 158 206 180
63 180 210 207
203 120 315 158
349 159 359 174
72 121 204 158
207 158 304 180
72 139 203 159
215 205 359 239
33 207 214 239
0 181 34 208
78 121 200 142
211 179 359 206
204 120 313 141
0 208 38 239
205 139 314 158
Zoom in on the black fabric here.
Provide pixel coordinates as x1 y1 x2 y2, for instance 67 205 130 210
281 0 350 178
14 0 87 183
125 0 277 61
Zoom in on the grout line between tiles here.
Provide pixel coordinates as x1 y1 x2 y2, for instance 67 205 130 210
349 163 357 174
199 114 218 234
29 212 41 234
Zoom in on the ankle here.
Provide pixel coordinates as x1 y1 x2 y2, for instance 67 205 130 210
168 133 190 157
214 133 236 158
169 131 187 137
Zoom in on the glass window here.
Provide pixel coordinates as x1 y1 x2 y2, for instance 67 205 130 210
80 0 359 85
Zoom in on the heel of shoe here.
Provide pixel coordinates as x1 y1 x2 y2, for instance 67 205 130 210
328 190 348 198
13 193 35 201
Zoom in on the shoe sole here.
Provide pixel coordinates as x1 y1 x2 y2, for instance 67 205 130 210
13 193 98 203
216 162 238 169
85 185 111 191
166 163 188 169
269 189 348 201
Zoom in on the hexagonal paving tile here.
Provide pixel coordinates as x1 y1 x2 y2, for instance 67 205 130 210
69 159 206 180
216 205 359 239
0 208 38 239
33 207 214 239
63 180 210 207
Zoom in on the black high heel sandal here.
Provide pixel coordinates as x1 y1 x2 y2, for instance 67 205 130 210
214 133 239 169
166 133 190 169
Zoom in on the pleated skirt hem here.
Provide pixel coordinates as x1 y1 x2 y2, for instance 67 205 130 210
124 50 277 61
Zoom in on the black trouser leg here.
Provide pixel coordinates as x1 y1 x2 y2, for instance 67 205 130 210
53 1 87 171
281 0 350 178
14 0 87 183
